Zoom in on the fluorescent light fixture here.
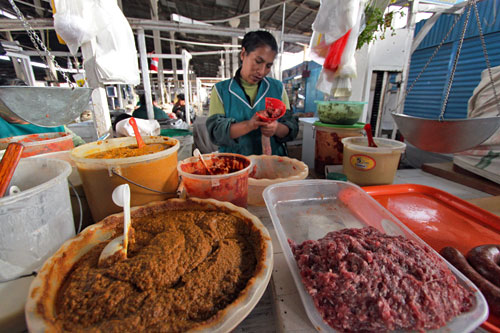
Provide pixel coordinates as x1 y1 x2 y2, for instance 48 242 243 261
0 9 17 19
171 13 210 26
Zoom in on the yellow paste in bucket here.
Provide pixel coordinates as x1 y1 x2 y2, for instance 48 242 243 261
85 143 171 159
70 137 179 222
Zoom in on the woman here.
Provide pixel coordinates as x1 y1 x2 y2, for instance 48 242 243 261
206 30 298 156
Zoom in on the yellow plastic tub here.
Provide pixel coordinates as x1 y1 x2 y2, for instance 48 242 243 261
70 136 179 222
341 137 406 186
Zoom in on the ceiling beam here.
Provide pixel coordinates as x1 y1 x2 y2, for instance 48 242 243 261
262 3 282 28
285 0 304 21
0 17 311 43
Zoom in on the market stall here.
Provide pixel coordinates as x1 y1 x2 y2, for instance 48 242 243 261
1 0 500 332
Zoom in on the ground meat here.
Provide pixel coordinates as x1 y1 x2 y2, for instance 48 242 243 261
289 226 475 332
56 210 262 332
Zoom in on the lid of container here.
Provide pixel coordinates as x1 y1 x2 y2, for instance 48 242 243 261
326 172 348 181
313 121 365 129
160 129 193 137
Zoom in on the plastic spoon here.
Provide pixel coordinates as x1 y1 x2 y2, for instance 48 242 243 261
0 143 24 197
193 148 213 175
364 123 378 148
129 117 145 149
98 184 131 267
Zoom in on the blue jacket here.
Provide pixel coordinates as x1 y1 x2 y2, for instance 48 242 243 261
207 76 298 156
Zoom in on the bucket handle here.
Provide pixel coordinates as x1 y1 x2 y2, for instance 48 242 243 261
111 168 177 195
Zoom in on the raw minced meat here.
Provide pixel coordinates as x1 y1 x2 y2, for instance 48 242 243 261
289 226 474 332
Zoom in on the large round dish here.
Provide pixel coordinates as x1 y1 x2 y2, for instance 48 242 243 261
248 155 308 206
25 198 273 332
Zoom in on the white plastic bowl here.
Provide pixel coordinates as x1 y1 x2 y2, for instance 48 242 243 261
248 155 308 206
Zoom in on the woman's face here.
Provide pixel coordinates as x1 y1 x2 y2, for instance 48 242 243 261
240 45 276 84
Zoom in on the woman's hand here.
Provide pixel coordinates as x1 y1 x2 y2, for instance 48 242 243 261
229 113 266 139
248 112 267 130
260 120 278 137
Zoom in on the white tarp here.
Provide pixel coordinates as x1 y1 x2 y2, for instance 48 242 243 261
453 66 500 184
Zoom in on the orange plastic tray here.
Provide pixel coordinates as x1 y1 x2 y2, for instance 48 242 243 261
363 184 500 332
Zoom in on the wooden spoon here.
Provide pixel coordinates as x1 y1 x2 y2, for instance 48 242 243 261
364 123 378 148
129 117 146 149
0 142 24 197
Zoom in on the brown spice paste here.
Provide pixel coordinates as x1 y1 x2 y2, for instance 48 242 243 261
56 209 263 332
86 143 171 159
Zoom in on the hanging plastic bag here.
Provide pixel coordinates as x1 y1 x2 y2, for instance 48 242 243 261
53 0 140 85
312 0 360 44
52 1 104 54
315 0 366 97
323 30 351 73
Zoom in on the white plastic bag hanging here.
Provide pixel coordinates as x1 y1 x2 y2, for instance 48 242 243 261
53 0 140 85
314 0 366 97
312 0 361 45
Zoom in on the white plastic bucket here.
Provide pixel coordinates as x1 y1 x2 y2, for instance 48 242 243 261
248 155 309 206
342 137 406 186
0 158 73 331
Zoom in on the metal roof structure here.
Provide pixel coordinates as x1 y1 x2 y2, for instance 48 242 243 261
0 0 319 80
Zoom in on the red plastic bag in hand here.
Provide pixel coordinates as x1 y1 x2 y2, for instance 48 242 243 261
257 97 286 122
324 29 351 73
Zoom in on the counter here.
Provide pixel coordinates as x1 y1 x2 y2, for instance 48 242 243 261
236 168 495 332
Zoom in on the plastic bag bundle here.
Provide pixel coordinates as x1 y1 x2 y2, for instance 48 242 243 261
115 117 160 137
53 0 140 85
311 0 366 98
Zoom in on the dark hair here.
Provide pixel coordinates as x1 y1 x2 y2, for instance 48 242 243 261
139 93 157 105
241 30 278 54
177 93 185 101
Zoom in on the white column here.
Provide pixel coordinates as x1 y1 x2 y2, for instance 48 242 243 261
116 84 124 109
137 29 154 120
249 0 260 29
81 41 112 138
170 32 179 90
232 36 239 75
182 50 192 124
224 47 231 79
150 0 165 105
196 78 202 114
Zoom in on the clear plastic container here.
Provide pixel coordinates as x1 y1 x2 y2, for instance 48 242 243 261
247 155 308 206
315 101 367 125
70 136 179 222
177 153 253 208
263 180 488 333
0 158 74 332
0 132 74 158
342 136 406 186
